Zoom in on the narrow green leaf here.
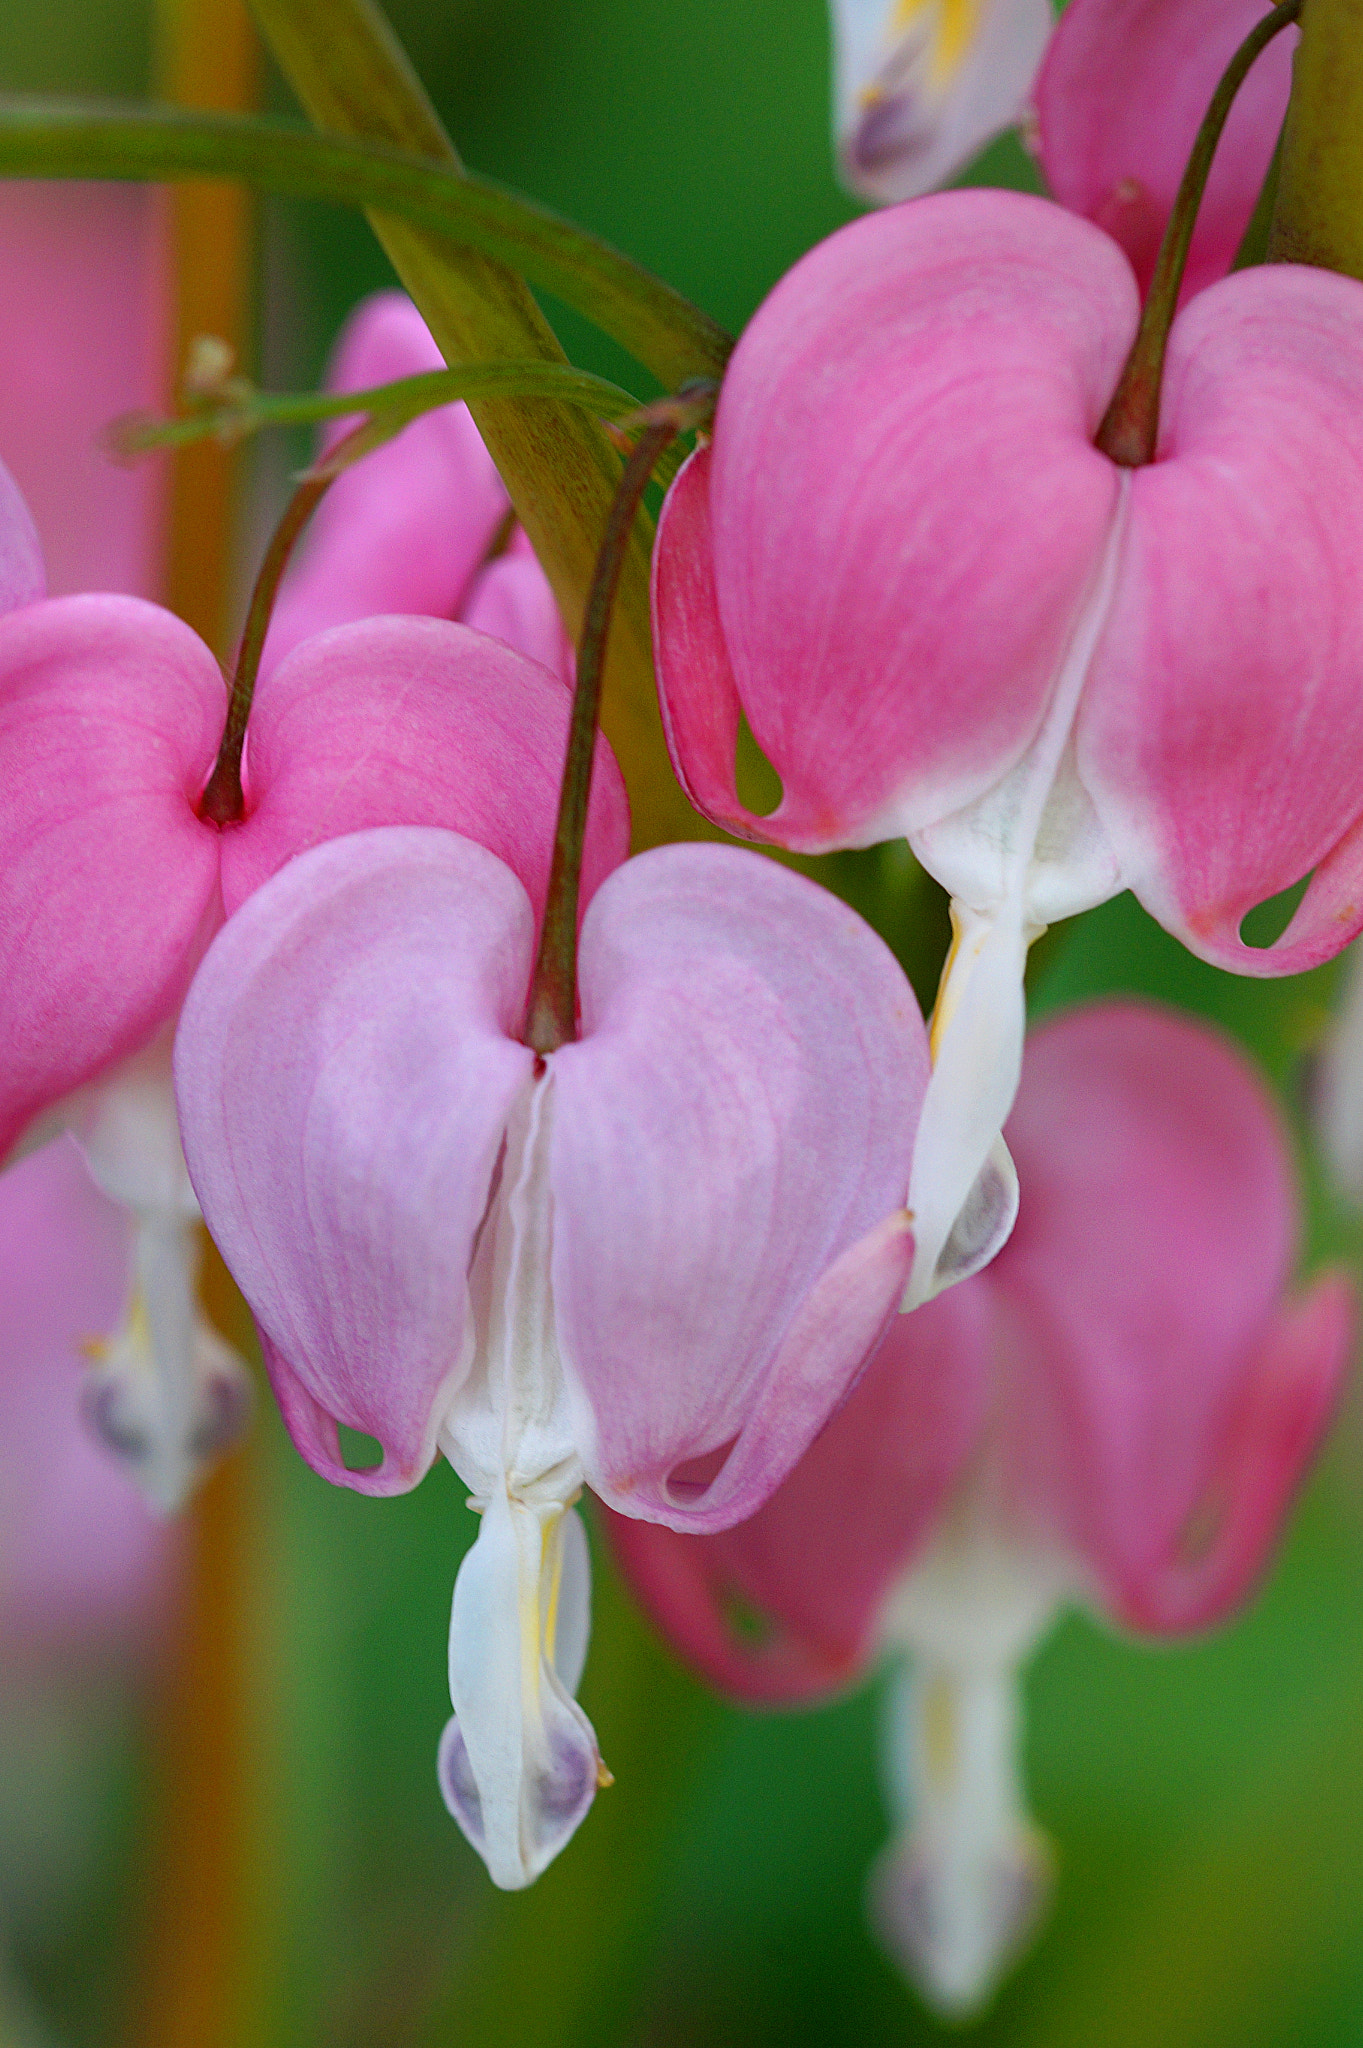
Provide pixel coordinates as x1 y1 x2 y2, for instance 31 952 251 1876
0 98 733 387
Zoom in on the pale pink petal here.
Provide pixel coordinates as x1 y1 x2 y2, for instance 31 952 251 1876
550 843 928 1528
261 291 509 673
1079 265 1363 974
1033 0 1294 301
993 1001 1330 1615
653 192 1133 851
175 828 537 1496
223 616 628 923
462 529 572 684
0 455 43 613
0 596 224 1154
0 182 168 598
0 1137 168 1654
604 1280 988 1699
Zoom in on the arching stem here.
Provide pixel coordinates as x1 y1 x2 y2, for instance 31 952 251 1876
525 384 716 1054
1095 0 1302 467
197 421 369 824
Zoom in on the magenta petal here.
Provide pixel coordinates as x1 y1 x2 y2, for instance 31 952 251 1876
0 596 223 1152
1079 266 1363 974
550 843 927 1529
175 828 537 1495
462 531 572 685
1110 1273 1352 1634
995 1001 1323 1616
605 1280 988 1700
653 192 1133 851
652 446 769 841
1033 0 1294 301
261 292 509 673
224 616 629 924
0 182 168 599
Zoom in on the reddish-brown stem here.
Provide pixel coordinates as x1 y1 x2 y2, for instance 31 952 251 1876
1095 0 1302 467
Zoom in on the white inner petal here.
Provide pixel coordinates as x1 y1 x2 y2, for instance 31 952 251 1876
904 478 1131 1304
436 1072 602 1889
63 1043 252 1515
871 1472 1069 2015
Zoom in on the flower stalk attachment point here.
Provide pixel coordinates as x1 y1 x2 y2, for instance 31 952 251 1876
526 382 716 1055
1095 0 1303 466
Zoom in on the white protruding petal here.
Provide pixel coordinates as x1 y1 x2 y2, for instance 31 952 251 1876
1316 940 1363 1203
81 1212 253 1515
59 1041 252 1513
905 482 1131 1304
871 1656 1052 2017
436 1072 600 1887
905 904 1028 1307
874 1497 1066 2015
833 0 1053 204
441 1491 600 1889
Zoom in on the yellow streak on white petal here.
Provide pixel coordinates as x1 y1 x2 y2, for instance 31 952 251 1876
890 0 982 87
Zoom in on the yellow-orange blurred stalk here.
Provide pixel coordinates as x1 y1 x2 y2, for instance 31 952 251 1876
127 7 259 2048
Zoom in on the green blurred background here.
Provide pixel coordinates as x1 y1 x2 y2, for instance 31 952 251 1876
4 3 1363 2044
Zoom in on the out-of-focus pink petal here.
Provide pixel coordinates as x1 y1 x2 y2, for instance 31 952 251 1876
0 455 43 613
604 1281 988 1700
1110 1273 1352 1634
0 596 224 1154
0 182 168 598
223 616 628 923
0 1137 168 1653
1033 0 1294 301
175 828 538 1496
1080 266 1363 974
550 843 927 1528
653 192 1133 852
462 529 573 684
994 1001 1326 1615
261 291 509 673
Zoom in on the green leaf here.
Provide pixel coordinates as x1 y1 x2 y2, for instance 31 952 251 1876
0 97 732 387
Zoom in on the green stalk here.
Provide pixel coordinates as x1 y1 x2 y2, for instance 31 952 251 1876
246 0 720 849
115 359 643 454
1267 0 1363 279
1095 0 1302 467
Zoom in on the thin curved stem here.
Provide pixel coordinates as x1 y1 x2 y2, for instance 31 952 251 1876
524 385 716 1054
1095 0 1302 467
114 358 642 456
0 100 733 387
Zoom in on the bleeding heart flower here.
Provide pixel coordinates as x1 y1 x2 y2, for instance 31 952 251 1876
173 822 928 1886
607 999 1351 2012
262 290 570 683
652 187 1363 1303
0 431 626 1509
1031 0 1294 301
831 0 1052 203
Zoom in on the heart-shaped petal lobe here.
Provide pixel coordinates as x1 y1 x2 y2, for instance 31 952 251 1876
175 827 538 1494
0 595 224 1155
550 842 928 1528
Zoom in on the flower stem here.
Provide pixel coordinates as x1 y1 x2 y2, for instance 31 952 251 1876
196 460 337 824
1267 0 1363 280
524 386 715 1054
1095 0 1303 468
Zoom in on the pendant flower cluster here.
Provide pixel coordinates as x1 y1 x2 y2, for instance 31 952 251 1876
2 0 1360 1987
